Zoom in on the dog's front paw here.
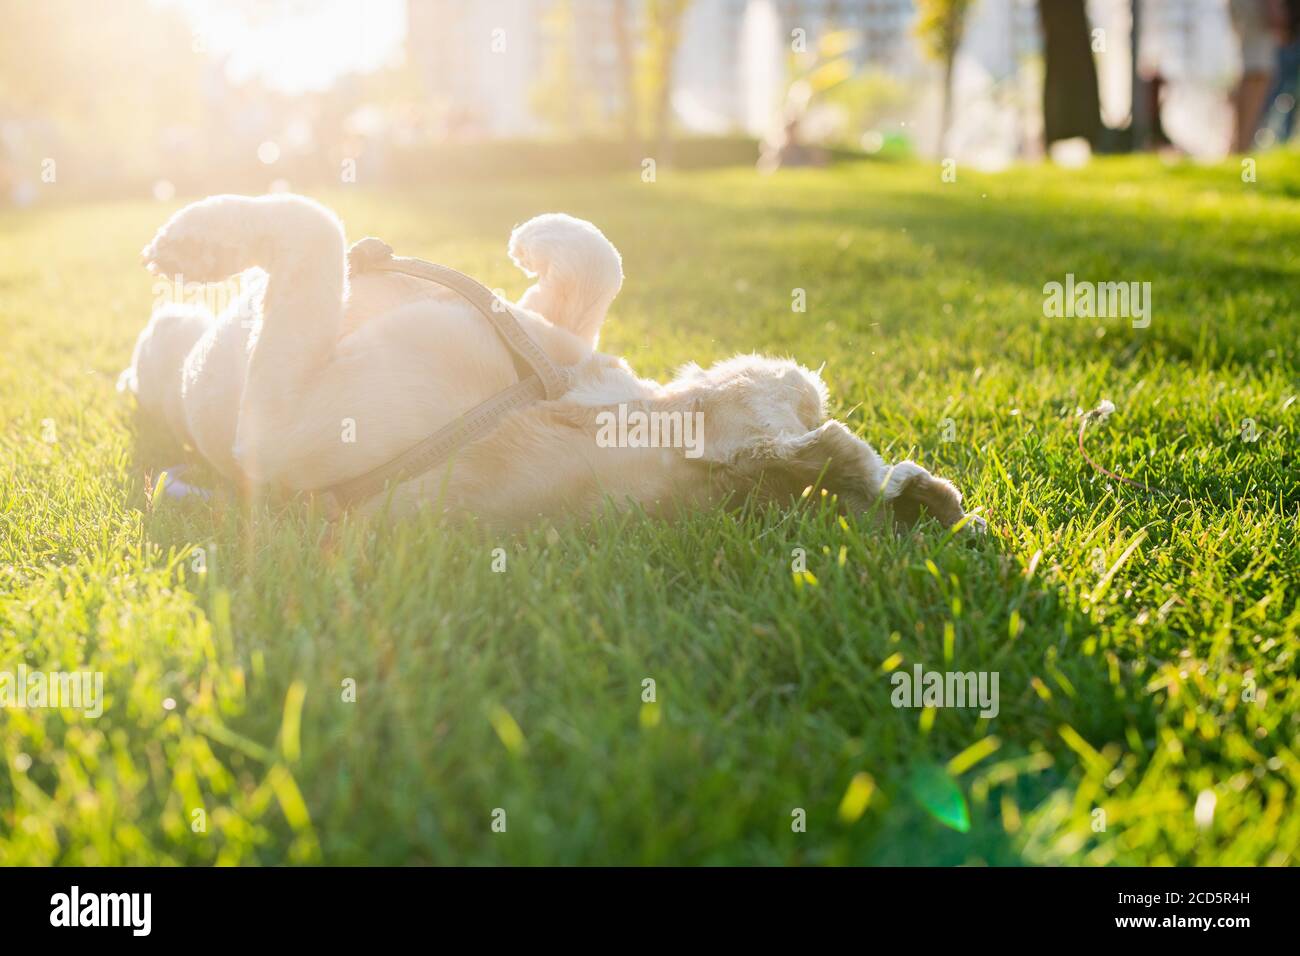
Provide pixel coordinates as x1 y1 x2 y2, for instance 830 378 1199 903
141 196 255 281
141 231 240 282
960 513 988 535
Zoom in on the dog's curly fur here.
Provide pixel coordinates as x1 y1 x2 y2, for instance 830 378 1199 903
120 193 983 531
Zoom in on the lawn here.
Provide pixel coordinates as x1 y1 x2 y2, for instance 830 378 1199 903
1 152 1298 866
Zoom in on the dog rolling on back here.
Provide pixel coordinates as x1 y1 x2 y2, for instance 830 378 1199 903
121 193 983 532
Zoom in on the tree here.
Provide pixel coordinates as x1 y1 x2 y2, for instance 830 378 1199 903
611 0 640 151
645 0 692 164
914 0 974 154
531 0 689 156
530 0 595 135
0 0 202 192
1037 0 1102 148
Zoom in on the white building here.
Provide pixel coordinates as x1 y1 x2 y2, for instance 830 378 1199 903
405 0 1245 158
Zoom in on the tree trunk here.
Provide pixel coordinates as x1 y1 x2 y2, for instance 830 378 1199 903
652 1 689 166
1038 0 1102 148
612 0 639 152
1129 0 1149 148
940 50 955 155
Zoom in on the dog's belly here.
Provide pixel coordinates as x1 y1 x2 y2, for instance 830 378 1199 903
299 299 521 485
177 280 523 488
342 271 462 336
369 400 711 527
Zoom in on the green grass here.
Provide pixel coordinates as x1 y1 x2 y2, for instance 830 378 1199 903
2 152 1298 865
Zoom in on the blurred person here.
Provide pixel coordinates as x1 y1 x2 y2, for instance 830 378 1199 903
1132 0 1178 152
757 116 826 173
1229 0 1279 151
1259 0 1300 143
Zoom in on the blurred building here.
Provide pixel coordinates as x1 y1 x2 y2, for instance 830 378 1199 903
404 0 1243 161
407 0 546 138
406 0 790 139
0 0 1260 205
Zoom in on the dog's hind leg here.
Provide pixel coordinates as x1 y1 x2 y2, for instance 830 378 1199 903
508 214 623 349
745 421 984 532
142 194 347 486
747 420 886 514
881 460 986 533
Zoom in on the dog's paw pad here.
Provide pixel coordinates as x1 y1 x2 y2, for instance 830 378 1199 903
141 198 253 281
142 230 242 281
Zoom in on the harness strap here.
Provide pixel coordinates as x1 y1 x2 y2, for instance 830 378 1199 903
320 238 569 511
365 250 570 401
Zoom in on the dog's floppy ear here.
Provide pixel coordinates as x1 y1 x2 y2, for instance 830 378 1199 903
665 354 831 468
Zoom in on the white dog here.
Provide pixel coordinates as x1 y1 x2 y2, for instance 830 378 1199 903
120 194 982 531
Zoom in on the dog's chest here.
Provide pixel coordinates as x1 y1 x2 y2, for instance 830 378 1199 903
564 360 660 407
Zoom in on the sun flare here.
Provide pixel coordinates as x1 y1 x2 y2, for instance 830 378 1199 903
171 0 405 93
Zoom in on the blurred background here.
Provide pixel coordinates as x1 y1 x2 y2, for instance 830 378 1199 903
1 0 1297 205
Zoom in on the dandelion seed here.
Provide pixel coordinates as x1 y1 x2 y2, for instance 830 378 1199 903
1194 789 1216 829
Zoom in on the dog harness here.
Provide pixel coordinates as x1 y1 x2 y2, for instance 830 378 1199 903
319 238 571 511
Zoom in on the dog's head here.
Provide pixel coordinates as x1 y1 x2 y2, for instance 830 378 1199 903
660 354 878 509
664 354 829 465
659 354 977 531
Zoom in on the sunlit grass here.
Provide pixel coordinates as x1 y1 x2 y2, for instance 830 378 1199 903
1 152 1297 864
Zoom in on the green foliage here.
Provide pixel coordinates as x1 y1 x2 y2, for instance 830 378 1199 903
1 152 1298 864
817 70 918 146
528 0 604 137
529 0 692 141
914 0 976 62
